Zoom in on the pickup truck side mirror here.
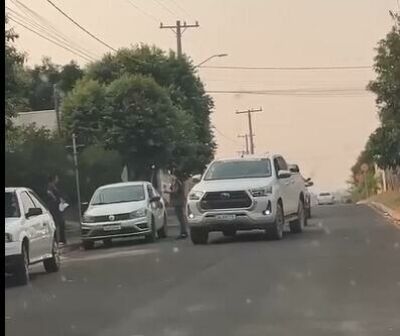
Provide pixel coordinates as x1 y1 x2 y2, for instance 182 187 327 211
278 170 292 179
26 207 43 218
191 174 202 184
305 181 314 187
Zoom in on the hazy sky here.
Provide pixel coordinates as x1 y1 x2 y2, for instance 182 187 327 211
7 0 398 191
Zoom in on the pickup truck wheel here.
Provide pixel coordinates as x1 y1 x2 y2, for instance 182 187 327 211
266 203 284 240
15 244 29 286
82 240 95 250
43 239 60 273
290 199 306 233
190 227 208 245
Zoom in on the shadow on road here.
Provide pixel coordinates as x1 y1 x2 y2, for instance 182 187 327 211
209 224 327 245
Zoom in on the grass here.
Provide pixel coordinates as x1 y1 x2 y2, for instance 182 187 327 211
370 191 400 212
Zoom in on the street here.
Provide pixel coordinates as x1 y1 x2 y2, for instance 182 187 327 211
5 204 400 336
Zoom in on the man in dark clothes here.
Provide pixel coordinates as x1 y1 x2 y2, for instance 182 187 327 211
47 174 67 244
169 175 188 239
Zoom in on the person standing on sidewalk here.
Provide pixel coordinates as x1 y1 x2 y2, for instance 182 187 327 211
46 174 67 245
169 174 188 239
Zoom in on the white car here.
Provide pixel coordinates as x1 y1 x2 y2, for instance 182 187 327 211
187 154 307 244
81 182 168 249
317 192 335 205
5 187 60 285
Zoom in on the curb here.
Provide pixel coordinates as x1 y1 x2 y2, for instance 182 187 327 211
367 201 400 227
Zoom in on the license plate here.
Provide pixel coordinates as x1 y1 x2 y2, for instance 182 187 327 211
216 214 236 221
103 224 121 231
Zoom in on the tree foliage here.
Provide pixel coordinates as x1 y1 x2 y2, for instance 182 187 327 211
368 13 400 124
63 45 215 179
5 124 74 201
361 13 400 171
5 16 29 128
26 58 83 111
86 45 216 176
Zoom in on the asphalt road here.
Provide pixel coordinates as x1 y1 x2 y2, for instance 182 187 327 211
5 205 400 336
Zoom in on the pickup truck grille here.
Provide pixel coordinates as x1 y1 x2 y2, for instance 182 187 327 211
200 191 252 210
93 213 130 223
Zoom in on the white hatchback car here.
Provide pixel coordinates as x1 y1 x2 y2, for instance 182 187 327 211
317 192 335 205
81 182 168 249
5 187 60 285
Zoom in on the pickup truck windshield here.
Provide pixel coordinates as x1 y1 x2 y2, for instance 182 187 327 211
204 159 272 180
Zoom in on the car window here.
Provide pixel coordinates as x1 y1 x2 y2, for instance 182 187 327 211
277 157 288 171
91 185 146 205
147 185 155 199
204 159 272 180
5 191 21 218
20 191 36 214
28 191 48 212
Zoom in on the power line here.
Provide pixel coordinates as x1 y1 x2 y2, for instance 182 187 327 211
200 65 372 71
206 89 371 97
125 0 161 23
6 7 97 61
10 0 99 59
212 126 240 145
8 16 94 62
168 0 192 18
46 0 117 52
152 0 178 17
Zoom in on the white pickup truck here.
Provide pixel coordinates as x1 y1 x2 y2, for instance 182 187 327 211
186 154 307 244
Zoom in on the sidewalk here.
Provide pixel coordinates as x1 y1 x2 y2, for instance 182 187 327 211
61 207 180 254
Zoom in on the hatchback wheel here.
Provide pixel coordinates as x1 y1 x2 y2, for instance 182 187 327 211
44 238 61 273
157 214 168 239
15 244 29 286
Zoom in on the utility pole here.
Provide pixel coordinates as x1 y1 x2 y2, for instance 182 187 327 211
238 134 249 155
236 108 262 154
160 20 199 58
66 134 84 225
53 84 61 135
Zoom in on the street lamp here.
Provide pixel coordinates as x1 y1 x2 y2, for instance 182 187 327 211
195 53 228 68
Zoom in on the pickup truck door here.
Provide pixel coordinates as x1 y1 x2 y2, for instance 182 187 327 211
274 157 293 215
276 156 298 214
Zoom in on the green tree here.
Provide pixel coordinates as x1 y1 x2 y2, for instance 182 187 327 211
5 124 74 201
26 57 60 111
365 12 400 169
62 78 107 144
365 121 400 169
367 12 400 124
5 16 29 129
79 145 124 201
101 74 193 179
86 45 216 176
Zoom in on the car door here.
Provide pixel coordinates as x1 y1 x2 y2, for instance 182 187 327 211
147 184 160 229
278 156 297 214
28 191 54 256
275 156 295 215
19 191 43 261
152 187 164 228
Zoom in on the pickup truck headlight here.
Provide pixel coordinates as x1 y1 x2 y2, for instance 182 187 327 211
188 191 204 201
129 208 147 219
250 186 273 197
83 214 95 223
5 233 13 243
